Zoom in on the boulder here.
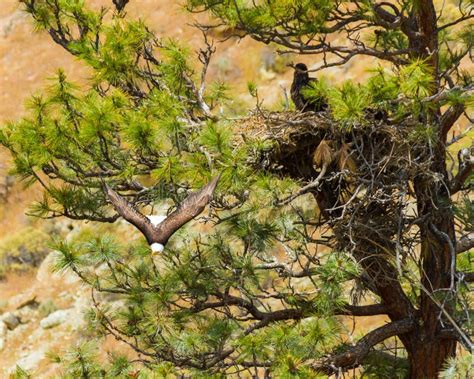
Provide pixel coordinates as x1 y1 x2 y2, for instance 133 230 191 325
10 292 38 310
16 349 45 371
16 295 39 310
0 10 28 38
40 309 69 329
1 312 20 330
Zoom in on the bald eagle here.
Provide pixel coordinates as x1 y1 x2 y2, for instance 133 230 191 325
290 63 327 112
103 176 220 253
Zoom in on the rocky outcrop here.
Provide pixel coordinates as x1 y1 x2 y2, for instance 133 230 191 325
1 312 20 330
0 10 28 38
0 321 7 336
39 309 70 329
16 349 47 372
0 248 91 375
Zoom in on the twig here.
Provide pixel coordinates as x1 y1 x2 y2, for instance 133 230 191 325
276 163 328 206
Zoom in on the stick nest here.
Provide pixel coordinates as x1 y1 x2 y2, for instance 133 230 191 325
235 110 439 283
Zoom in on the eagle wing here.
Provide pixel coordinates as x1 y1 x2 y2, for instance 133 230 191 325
103 183 156 244
154 175 220 244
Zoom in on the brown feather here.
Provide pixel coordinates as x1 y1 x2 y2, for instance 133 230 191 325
290 63 328 112
104 175 220 248
313 140 333 168
336 143 357 172
103 183 156 244
154 175 220 244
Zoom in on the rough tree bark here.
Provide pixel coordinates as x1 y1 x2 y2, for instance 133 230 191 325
406 2 457 377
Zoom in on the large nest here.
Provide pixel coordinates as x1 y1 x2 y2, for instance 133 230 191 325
236 110 422 180
236 110 438 282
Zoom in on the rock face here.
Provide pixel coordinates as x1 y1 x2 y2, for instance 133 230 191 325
1 312 20 330
16 349 46 372
36 251 60 284
39 309 70 329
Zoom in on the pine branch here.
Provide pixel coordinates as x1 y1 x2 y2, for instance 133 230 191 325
422 84 474 104
313 319 415 374
448 124 474 146
192 295 388 319
440 104 465 141
342 304 389 316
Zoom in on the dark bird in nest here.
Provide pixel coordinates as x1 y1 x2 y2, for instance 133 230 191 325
290 63 328 112
112 0 129 12
103 176 220 253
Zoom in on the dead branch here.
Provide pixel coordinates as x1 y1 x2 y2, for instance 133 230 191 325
456 233 474 254
314 319 415 374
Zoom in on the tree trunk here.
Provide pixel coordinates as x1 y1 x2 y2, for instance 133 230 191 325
407 153 457 377
406 2 457 376
408 338 456 379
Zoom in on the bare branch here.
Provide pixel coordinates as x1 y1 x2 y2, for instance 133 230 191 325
438 13 474 31
456 233 474 254
440 104 465 140
276 163 328 206
451 161 473 194
342 303 389 316
182 32 217 122
314 319 415 374
448 124 473 146
422 84 474 104
458 271 474 282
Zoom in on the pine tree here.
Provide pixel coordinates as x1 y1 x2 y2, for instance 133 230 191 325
1 0 473 377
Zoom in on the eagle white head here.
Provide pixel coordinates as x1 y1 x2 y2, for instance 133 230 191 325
150 242 165 254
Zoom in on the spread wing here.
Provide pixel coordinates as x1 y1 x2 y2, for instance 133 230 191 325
103 176 220 247
103 183 156 244
154 175 220 244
